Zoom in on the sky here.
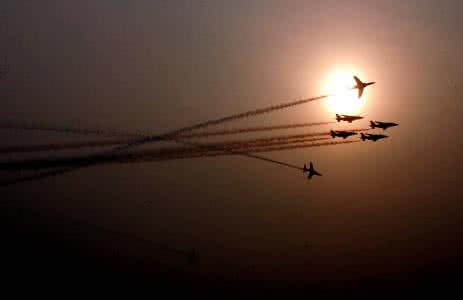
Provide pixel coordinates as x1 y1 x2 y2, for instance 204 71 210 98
1 0 463 293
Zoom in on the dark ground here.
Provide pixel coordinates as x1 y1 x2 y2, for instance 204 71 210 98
1 200 461 297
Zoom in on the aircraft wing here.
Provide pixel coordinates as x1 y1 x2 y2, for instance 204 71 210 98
353 76 362 86
358 88 364 98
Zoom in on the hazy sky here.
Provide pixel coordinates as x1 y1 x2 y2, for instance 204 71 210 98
1 0 463 286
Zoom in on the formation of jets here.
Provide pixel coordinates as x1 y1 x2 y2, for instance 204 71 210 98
330 130 357 139
336 114 363 123
370 121 399 131
305 75 400 180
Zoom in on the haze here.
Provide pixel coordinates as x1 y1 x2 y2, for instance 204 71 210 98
1 0 462 293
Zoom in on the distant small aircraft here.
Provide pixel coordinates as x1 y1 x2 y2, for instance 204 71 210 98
353 76 375 98
330 130 358 139
360 133 388 142
336 114 364 123
370 121 399 131
303 162 322 179
186 248 198 265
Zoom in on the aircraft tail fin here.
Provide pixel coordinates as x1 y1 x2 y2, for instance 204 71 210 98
370 121 376 129
336 114 340 122
330 130 336 138
303 164 308 172
361 133 366 141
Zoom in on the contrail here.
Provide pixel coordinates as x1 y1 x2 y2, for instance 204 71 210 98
0 124 351 154
0 139 133 154
169 138 305 171
0 132 329 155
0 139 358 187
160 95 331 137
0 137 356 173
174 132 332 150
114 94 331 150
177 122 335 139
243 139 360 154
127 139 360 163
0 127 367 156
207 137 332 150
0 121 143 138
2 93 332 157
0 121 334 141
189 128 368 148
0 132 353 172
0 93 332 183
0 168 76 186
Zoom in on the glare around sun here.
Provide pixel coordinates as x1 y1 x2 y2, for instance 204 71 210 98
322 71 365 115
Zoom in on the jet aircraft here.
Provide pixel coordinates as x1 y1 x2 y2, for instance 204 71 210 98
303 162 322 179
336 114 364 123
330 130 358 139
353 76 375 98
370 121 399 130
186 248 198 265
360 133 388 142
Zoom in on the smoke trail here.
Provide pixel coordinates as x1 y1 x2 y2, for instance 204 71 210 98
0 138 359 187
0 125 365 155
177 122 335 139
0 137 355 172
114 94 331 150
131 139 360 163
0 140 133 154
209 137 332 150
176 132 331 150
163 95 331 136
0 93 332 183
0 134 338 172
244 139 360 154
101 139 359 167
190 128 368 148
0 168 77 187
0 121 143 138
0 120 334 142
0 133 322 154
0 130 362 172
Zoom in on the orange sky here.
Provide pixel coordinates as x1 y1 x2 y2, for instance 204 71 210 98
1 0 463 289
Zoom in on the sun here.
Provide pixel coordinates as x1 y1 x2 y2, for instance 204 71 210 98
321 70 365 115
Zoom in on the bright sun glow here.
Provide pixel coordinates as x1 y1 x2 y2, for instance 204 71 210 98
322 70 365 115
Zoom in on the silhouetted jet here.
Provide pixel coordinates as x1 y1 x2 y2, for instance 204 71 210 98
186 248 198 265
303 162 322 179
353 76 375 98
336 114 364 123
370 121 399 131
330 130 358 139
360 133 388 142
